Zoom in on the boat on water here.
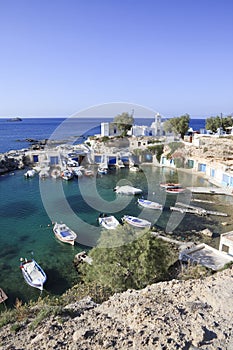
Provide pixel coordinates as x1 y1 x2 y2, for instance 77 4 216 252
53 222 77 245
98 213 120 230
51 168 61 179
160 183 181 189
39 170 49 179
84 169 94 177
129 165 140 172
122 215 151 228
20 258 47 291
114 185 142 195
137 198 163 210
166 187 186 194
116 159 125 168
98 165 108 175
72 166 84 177
67 159 79 167
61 170 74 180
24 169 36 178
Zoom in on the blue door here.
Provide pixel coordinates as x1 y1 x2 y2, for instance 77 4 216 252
33 155 39 163
199 164 206 172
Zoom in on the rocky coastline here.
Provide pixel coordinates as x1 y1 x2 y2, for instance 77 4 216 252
0 265 232 349
0 152 26 174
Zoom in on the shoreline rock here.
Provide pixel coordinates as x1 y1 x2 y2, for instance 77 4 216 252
0 266 232 349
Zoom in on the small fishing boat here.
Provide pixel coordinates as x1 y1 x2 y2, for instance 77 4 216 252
122 215 151 228
160 183 181 189
51 168 61 179
98 166 108 175
116 159 125 168
114 185 142 195
84 169 94 177
39 170 49 179
72 167 83 177
53 222 77 245
20 258 47 291
98 213 120 230
24 169 36 178
137 198 163 210
166 187 186 194
67 159 79 167
61 170 73 180
129 166 140 172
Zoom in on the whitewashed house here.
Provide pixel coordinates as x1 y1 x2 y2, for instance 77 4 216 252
219 231 233 256
101 113 164 138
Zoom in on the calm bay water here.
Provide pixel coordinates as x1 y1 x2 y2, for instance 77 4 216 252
1 117 233 307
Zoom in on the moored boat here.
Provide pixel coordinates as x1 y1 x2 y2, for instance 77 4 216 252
114 185 142 195
160 183 181 189
98 213 120 230
137 198 163 210
122 215 151 228
98 166 108 175
39 170 49 179
53 222 77 245
129 166 140 172
61 170 73 180
20 258 47 291
84 169 94 177
24 169 36 178
51 168 61 179
72 166 84 177
166 187 186 194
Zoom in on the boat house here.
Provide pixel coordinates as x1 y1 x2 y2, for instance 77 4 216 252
219 231 233 256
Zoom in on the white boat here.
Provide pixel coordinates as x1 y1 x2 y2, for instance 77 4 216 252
53 222 77 245
114 185 142 195
39 170 49 179
98 213 120 230
50 168 61 179
129 166 140 172
137 198 163 210
61 170 73 180
84 169 94 177
116 160 125 168
20 258 47 291
98 158 108 174
98 166 108 175
24 169 36 178
72 167 83 177
67 159 79 167
122 215 151 228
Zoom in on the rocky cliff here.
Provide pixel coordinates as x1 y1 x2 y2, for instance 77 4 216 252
1 266 232 350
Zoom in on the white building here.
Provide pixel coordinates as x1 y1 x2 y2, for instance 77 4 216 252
101 113 164 138
131 113 163 137
101 122 121 137
219 231 233 256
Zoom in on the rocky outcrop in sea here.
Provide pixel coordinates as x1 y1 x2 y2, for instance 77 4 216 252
1 266 232 349
0 152 26 174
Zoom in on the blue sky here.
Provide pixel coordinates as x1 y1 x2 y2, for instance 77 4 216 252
0 0 232 118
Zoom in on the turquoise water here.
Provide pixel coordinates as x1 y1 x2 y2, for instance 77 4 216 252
1 165 233 307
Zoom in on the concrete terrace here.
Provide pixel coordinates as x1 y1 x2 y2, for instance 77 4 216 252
187 186 233 196
179 243 233 270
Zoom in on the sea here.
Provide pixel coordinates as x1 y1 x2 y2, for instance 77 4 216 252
1 117 233 307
